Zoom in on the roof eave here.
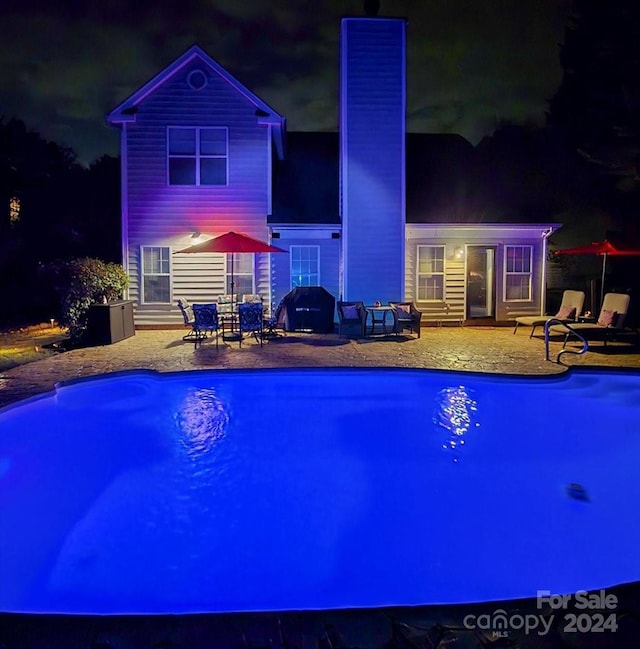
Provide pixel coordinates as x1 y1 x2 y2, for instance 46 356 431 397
261 116 286 160
268 223 342 229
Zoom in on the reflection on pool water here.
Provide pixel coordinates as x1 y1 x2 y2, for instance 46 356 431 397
1 368 639 615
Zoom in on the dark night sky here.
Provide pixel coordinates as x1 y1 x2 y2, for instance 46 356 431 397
1 0 570 165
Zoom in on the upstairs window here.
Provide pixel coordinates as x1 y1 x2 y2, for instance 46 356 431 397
417 245 445 301
167 127 228 186
504 245 532 301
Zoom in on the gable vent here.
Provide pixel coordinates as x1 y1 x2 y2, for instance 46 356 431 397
187 69 207 90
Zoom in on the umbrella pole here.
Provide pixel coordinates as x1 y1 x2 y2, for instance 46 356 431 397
230 252 235 312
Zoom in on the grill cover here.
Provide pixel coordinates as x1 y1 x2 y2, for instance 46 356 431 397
280 286 336 333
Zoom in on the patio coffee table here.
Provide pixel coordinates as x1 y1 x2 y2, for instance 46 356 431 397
365 305 396 335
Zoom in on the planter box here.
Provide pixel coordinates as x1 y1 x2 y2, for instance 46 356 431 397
87 300 135 345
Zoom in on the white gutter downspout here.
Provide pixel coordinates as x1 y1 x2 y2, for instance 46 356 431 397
540 227 553 316
266 123 274 312
120 122 130 298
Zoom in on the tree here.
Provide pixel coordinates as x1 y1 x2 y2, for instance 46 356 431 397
0 117 83 256
473 122 583 222
80 155 122 262
548 0 640 185
45 257 129 342
0 118 122 326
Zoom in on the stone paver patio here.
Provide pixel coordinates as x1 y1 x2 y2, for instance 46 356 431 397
1 324 638 409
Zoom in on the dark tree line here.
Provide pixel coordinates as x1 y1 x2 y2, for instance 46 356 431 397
451 0 640 244
547 0 640 236
549 0 640 184
0 117 121 325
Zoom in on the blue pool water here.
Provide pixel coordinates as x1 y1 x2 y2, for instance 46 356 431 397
1 367 639 615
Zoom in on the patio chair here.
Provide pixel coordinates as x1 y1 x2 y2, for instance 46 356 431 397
192 303 220 348
336 301 367 337
549 292 635 348
389 301 422 338
263 298 286 338
513 289 585 337
242 294 263 304
177 297 198 341
238 302 264 347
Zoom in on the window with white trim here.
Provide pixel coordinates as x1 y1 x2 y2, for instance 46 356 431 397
141 246 171 303
504 245 533 300
167 127 228 185
227 253 254 297
417 245 445 301
291 245 320 288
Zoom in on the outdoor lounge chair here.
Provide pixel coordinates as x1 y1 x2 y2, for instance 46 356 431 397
192 303 220 348
549 292 634 348
513 290 585 337
389 301 422 338
336 301 367 337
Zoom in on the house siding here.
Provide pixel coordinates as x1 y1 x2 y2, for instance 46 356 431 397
340 18 406 305
404 242 466 323
407 224 556 323
123 58 273 325
269 229 341 314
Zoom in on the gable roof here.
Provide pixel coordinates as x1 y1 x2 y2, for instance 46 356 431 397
106 44 285 158
270 132 480 225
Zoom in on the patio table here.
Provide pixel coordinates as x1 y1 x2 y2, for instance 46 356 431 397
220 312 241 342
365 305 397 335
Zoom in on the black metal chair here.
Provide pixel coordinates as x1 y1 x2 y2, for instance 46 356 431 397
389 301 422 338
262 298 286 338
336 301 367 337
238 302 264 347
192 303 220 348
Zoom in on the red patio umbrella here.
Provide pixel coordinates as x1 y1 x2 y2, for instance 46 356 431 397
554 240 640 310
177 231 286 309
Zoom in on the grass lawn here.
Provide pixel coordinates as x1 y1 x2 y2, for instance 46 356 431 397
0 323 69 372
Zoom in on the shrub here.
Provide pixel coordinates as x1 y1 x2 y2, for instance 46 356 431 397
47 257 129 342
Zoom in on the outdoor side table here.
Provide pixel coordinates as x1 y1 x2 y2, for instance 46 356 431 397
365 305 397 335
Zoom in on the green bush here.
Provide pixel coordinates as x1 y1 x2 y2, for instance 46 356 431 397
47 257 129 342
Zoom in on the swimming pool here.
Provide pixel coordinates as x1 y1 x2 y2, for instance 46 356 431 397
1 367 639 615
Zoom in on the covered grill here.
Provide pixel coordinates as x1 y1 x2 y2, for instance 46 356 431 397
279 286 336 333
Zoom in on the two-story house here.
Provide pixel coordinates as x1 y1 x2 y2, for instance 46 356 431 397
107 12 559 329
